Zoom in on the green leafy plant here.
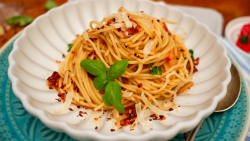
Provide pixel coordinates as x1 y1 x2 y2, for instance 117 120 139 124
6 16 34 27
149 64 162 75
80 59 129 113
45 0 58 11
67 43 74 52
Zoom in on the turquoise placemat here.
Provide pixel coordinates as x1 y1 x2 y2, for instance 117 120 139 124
0 38 249 141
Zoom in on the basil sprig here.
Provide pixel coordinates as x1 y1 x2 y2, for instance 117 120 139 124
80 59 106 76
189 49 194 59
6 16 33 27
107 59 129 80
80 59 129 113
149 64 162 75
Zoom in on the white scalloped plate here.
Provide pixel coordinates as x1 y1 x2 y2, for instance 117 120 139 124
8 0 231 140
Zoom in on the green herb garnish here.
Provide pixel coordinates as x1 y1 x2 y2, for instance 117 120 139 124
45 0 58 11
149 64 162 75
107 59 129 80
6 16 33 27
80 59 129 113
240 36 249 44
183 53 186 60
189 49 194 59
67 43 74 52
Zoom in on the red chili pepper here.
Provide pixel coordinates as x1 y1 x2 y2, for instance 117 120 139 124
165 56 171 61
236 23 250 52
193 57 200 66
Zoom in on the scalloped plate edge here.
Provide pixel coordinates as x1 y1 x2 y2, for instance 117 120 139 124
227 52 250 141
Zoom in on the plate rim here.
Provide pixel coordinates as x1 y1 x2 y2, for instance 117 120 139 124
7 0 232 140
227 53 250 141
2 38 249 140
2 19 249 141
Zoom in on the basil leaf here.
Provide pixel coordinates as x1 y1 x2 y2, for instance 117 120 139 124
93 74 109 90
102 94 112 106
80 59 106 76
189 49 194 59
149 64 162 75
107 59 129 80
6 16 33 27
45 0 58 11
240 35 249 44
67 43 73 52
105 81 124 113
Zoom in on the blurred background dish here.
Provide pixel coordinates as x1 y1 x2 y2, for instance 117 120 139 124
225 16 250 59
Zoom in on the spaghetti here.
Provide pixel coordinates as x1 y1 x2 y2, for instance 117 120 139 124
47 7 197 119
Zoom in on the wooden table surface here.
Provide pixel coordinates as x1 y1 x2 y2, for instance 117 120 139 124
0 0 249 48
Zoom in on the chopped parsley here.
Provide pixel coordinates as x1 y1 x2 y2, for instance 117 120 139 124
149 64 162 75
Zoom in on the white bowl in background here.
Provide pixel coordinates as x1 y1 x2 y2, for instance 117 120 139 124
8 0 231 140
225 16 250 59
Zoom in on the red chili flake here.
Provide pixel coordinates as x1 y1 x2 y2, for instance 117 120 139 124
139 83 143 86
128 26 140 35
69 108 74 111
130 129 134 131
95 126 98 130
134 96 137 99
170 99 173 102
122 21 125 23
107 118 111 121
76 34 79 37
73 85 80 93
60 84 65 89
150 114 158 120
104 110 107 112
115 122 118 126
178 106 180 107
110 129 115 132
157 19 160 22
165 56 171 61
47 72 61 90
102 26 105 29
84 106 88 109
58 93 66 101
125 106 130 109
193 57 200 66
137 55 140 58
169 108 173 111
163 23 171 36
149 119 152 121
72 51 76 54
94 118 98 121
55 60 59 63
193 66 198 73
55 98 61 102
